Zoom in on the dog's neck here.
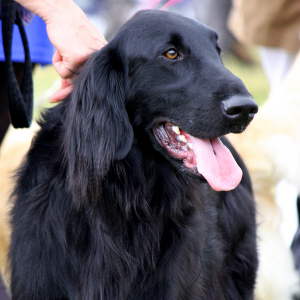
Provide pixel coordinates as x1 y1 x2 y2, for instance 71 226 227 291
98 145 211 226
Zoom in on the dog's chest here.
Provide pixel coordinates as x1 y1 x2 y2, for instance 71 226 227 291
102 197 225 299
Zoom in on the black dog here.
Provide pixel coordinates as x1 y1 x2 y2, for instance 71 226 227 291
9 10 258 300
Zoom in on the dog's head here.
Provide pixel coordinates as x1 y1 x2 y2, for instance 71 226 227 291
63 10 257 204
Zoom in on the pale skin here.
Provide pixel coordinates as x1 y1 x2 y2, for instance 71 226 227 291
14 0 107 102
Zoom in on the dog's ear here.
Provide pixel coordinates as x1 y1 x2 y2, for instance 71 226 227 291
62 44 133 206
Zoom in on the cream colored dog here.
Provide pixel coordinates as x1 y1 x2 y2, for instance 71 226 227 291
228 53 300 300
0 124 38 288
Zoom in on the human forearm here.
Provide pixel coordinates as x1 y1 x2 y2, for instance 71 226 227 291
13 0 73 22
13 0 107 51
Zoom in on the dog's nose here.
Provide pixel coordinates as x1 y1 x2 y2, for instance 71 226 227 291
222 95 258 124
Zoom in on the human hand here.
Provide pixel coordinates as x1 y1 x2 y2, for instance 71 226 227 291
14 0 107 102
49 79 72 103
45 1 107 78
44 0 107 102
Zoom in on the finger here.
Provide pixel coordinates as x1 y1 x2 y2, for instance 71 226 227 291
50 82 73 103
50 87 73 103
61 78 72 89
52 49 62 65
52 50 74 79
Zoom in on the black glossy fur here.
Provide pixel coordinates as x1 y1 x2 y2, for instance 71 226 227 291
9 11 257 300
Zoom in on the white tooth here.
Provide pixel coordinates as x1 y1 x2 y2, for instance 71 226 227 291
177 135 187 143
187 142 193 150
172 126 180 135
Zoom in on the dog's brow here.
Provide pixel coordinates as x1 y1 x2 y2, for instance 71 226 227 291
169 33 184 47
209 31 219 41
169 33 190 53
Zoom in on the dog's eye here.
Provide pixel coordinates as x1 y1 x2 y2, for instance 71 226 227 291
164 49 179 60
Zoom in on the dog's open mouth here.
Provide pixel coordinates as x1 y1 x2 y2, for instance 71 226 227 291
154 123 242 191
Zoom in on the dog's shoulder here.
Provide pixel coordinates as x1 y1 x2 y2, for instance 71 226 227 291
13 102 67 196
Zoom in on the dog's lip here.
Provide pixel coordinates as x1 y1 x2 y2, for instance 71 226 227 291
152 122 215 180
153 123 193 152
153 122 198 168
152 122 218 150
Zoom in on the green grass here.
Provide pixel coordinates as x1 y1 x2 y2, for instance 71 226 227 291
32 65 60 118
33 65 60 100
223 51 270 107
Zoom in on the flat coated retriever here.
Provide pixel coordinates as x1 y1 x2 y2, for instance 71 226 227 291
9 10 258 300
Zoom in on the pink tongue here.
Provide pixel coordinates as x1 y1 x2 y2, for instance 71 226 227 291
189 137 242 191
